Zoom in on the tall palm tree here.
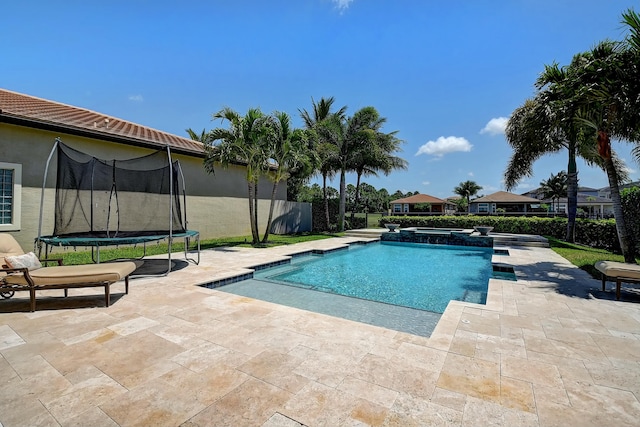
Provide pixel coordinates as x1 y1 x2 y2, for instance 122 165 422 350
348 109 408 223
316 111 349 231
299 97 347 230
203 107 269 245
261 111 310 243
539 171 567 214
564 24 639 261
504 83 619 242
454 180 482 214
326 106 386 231
505 9 637 254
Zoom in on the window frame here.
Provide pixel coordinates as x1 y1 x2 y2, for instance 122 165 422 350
0 162 22 231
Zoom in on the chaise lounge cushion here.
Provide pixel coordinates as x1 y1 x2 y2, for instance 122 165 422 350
0 235 26 267
3 262 137 287
595 261 640 281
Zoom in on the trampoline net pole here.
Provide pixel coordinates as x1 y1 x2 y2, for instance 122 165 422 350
36 138 60 252
166 145 173 272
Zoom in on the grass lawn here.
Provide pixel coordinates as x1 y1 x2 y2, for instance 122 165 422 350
48 232 344 266
547 236 640 279
352 212 386 228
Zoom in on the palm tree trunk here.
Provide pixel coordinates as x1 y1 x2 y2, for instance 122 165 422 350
323 173 330 231
599 131 636 263
262 181 278 243
252 180 260 244
247 182 258 245
351 171 363 224
566 146 578 243
339 167 346 232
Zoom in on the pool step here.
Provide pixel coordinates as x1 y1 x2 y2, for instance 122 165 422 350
491 234 549 247
344 229 385 238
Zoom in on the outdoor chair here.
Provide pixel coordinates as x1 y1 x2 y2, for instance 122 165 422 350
595 260 640 300
0 233 137 311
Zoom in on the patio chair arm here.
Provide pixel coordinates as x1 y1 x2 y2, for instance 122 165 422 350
1 266 30 275
0 266 35 287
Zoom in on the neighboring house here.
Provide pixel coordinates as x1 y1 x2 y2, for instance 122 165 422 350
598 181 640 199
0 88 311 250
523 182 640 217
522 186 600 201
390 193 454 214
469 191 542 214
556 194 615 217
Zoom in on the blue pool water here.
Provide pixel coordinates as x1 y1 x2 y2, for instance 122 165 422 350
255 242 492 314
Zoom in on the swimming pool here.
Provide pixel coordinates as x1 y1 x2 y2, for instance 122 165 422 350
255 241 492 313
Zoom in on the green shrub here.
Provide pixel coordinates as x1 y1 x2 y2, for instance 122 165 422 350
621 186 640 254
378 215 620 251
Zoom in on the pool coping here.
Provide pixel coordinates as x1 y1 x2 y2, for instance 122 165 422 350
199 239 516 337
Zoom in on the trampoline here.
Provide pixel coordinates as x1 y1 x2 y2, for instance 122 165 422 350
35 138 200 276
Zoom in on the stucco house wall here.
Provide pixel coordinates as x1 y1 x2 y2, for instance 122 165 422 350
0 92 311 250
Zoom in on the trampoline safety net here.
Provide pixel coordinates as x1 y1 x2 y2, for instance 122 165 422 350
54 143 185 238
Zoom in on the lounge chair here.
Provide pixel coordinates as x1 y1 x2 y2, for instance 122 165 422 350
595 260 640 300
1 233 137 311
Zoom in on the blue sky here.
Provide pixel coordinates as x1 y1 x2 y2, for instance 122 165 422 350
3 0 638 198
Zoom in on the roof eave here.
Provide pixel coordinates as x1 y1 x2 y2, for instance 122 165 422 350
0 113 205 158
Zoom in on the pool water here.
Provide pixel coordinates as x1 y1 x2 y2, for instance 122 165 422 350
255 241 492 314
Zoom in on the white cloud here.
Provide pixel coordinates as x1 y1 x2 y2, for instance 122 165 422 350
415 136 472 157
128 94 144 102
516 182 535 190
480 117 508 135
332 0 353 12
468 172 474 177
422 181 430 186
480 184 499 193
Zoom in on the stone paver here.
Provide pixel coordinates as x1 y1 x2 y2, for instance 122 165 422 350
1 236 639 426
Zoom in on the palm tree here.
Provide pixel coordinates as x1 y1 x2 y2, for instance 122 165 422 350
454 180 482 213
316 111 349 231
348 109 408 223
299 97 347 230
504 77 624 242
539 171 567 214
203 107 269 245
558 16 640 261
324 106 386 231
261 111 310 243
505 9 638 254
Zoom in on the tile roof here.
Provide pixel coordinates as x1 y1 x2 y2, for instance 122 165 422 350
472 191 541 203
391 193 450 204
0 88 205 156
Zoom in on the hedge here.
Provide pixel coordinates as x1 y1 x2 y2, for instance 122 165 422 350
378 215 620 251
622 186 640 253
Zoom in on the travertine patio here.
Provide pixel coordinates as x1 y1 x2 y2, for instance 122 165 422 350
1 236 639 426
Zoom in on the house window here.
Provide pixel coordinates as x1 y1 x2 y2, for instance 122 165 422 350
478 203 489 213
0 163 22 231
403 204 409 213
393 204 402 213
